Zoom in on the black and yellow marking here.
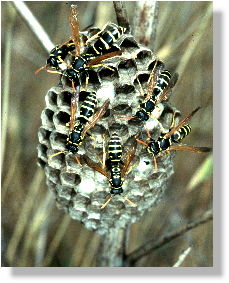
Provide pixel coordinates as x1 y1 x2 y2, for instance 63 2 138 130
153 70 172 97
135 69 172 122
78 92 97 124
147 125 192 156
108 133 123 195
66 92 97 154
47 40 75 70
84 23 124 58
171 125 191 142
66 123 84 154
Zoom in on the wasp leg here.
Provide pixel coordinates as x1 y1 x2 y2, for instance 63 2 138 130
153 156 158 172
48 151 65 159
101 196 112 209
85 72 89 91
74 155 82 166
124 197 137 207
144 125 152 139
126 163 138 175
92 64 115 72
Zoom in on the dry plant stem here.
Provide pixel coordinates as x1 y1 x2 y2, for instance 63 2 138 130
173 246 192 267
113 1 131 33
126 209 213 265
96 227 130 267
12 1 54 53
2 3 16 168
132 1 159 49
43 215 71 266
6 170 44 265
21 191 54 266
176 3 212 77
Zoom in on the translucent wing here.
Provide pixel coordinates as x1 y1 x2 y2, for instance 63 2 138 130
169 144 212 153
164 107 201 139
121 138 137 178
82 155 110 179
145 60 161 100
87 50 123 67
69 86 80 131
82 99 110 138
69 5 81 56
167 72 179 89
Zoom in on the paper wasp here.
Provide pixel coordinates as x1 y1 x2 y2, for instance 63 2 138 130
136 107 211 170
49 89 110 165
120 61 179 122
37 5 124 91
82 133 137 208
35 5 81 74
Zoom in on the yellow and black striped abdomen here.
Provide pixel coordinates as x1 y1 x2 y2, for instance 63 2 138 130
84 24 124 57
171 124 191 143
108 133 123 195
78 92 97 124
108 133 122 162
153 70 172 97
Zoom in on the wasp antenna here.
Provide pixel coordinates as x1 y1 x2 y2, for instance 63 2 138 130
35 66 45 75
136 139 148 146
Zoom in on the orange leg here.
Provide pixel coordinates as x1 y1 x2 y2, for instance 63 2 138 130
71 81 76 92
35 66 46 75
75 155 82 166
119 116 134 120
136 139 148 147
144 125 152 138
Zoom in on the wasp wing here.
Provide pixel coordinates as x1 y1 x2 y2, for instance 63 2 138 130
69 86 80 131
169 144 212 153
164 107 201 139
82 155 110 179
82 99 110 138
145 60 162 101
69 5 81 56
87 50 123 67
121 138 137 178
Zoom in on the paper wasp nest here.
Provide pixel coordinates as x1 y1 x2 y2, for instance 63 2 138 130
37 29 179 235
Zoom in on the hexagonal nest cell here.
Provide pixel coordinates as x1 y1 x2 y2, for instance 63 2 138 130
37 27 179 235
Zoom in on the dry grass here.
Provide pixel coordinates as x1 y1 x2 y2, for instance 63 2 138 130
1 1 212 267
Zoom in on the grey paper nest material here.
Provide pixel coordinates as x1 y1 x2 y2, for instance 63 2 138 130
37 31 179 235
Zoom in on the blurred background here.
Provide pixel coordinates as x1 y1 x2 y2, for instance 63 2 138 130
1 1 212 267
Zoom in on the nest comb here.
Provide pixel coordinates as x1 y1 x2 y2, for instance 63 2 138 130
37 28 179 235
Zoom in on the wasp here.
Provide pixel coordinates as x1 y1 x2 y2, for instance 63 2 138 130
82 133 137 208
136 107 211 170
39 6 124 91
121 61 179 122
62 22 125 89
49 88 110 165
35 5 81 74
